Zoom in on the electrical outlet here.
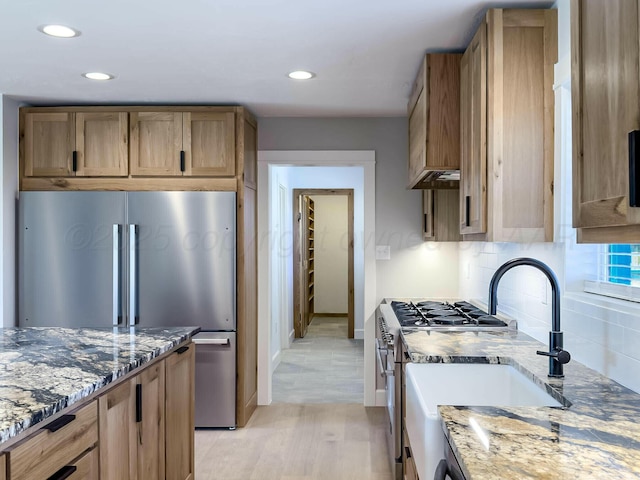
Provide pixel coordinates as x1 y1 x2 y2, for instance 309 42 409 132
376 245 391 260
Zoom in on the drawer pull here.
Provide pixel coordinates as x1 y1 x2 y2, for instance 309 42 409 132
176 346 189 354
44 414 76 433
180 150 186 172
47 465 77 480
72 151 77 172
405 446 412 459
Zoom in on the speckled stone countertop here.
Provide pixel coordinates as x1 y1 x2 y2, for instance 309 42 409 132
0 326 199 447
402 329 640 479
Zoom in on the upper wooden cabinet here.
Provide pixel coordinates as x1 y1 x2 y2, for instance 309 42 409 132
76 112 128 177
459 9 557 242
571 0 640 243
23 110 128 178
407 54 462 189
130 111 235 177
423 189 461 242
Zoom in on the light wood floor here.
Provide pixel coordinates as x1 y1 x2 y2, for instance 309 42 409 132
195 404 393 480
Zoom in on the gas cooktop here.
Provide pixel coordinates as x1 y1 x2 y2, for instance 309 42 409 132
389 300 511 329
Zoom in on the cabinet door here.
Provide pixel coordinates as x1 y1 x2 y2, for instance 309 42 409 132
408 85 427 186
183 112 235 176
130 111 183 176
572 0 640 231
137 361 165 480
76 112 128 176
460 23 487 235
165 344 195 480
23 112 75 177
99 378 138 480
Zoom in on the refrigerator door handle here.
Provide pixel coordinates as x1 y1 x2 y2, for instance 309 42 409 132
112 224 121 326
129 224 138 325
192 338 231 346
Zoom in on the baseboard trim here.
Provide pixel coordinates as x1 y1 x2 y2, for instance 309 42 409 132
354 328 364 340
375 389 387 407
288 329 295 346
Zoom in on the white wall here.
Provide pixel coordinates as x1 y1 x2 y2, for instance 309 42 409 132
310 195 349 314
1 95 18 328
459 0 640 394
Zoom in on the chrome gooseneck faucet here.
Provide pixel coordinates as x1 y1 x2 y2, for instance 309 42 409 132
488 257 571 378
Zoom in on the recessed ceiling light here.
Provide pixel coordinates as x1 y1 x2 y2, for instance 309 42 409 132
39 24 80 38
288 70 315 80
82 72 115 81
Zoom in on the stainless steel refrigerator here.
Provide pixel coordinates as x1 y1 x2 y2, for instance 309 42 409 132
18 191 237 428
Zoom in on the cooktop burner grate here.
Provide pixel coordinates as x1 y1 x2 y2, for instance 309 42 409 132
389 300 508 329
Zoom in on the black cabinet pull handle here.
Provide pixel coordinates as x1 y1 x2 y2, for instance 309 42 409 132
404 446 412 459
465 195 471 227
136 383 142 423
44 414 76 433
47 465 77 480
180 150 186 172
629 130 640 207
176 346 189 354
72 151 77 172
423 213 427 233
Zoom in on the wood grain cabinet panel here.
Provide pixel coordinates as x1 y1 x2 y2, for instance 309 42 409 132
408 54 461 189
137 361 166 480
99 378 138 480
184 112 235 177
130 110 236 177
424 190 461 242
129 111 183 176
460 8 557 242
64 446 99 480
75 112 128 176
165 345 195 480
572 0 640 242
8 401 98 480
22 112 75 177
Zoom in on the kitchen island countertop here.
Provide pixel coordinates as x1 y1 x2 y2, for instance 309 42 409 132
0 326 199 447
402 328 640 479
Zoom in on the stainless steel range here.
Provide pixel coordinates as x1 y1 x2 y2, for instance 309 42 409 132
376 299 515 480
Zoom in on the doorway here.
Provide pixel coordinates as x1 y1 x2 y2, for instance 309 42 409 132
293 189 354 339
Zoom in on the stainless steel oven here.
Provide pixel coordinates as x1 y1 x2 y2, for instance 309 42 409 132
376 305 403 480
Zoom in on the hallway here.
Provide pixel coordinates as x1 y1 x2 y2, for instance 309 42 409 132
272 316 364 403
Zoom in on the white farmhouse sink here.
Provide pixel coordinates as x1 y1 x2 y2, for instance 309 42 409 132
405 363 564 480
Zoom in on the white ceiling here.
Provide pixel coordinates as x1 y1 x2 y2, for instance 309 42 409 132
1 0 554 117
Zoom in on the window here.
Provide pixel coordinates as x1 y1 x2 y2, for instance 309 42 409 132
584 245 640 302
603 245 640 286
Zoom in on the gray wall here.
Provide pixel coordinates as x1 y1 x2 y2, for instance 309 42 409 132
259 117 460 301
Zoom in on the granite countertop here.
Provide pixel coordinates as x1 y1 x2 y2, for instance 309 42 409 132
0 326 199 447
402 328 640 479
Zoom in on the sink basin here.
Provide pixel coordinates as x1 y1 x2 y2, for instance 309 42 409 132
405 363 564 480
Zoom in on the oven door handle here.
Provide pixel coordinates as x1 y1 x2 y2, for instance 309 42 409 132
375 338 395 377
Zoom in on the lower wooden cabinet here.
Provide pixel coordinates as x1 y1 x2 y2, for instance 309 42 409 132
64 446 99 480
98 377 137 480
165 344 195 480
403 428 419 480
7 401 98 480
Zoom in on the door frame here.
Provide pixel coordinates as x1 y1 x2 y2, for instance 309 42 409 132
292 189 355 339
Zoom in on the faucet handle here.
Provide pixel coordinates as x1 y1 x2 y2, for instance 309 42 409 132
536 348 571 364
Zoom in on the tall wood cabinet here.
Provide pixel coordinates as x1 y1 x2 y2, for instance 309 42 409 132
19 106 259 429
408 54 462 189
459 9 557 242
571 0 640 243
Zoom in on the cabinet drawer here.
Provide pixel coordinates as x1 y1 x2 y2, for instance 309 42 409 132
9 401 98 480
46 446 99 480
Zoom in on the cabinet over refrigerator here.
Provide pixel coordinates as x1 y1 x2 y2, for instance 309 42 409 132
19 191 237 427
